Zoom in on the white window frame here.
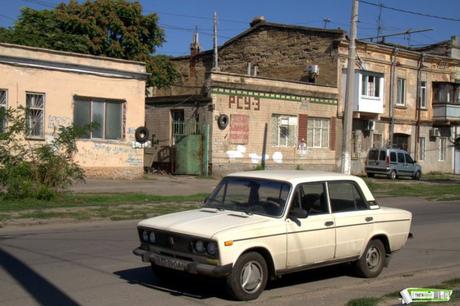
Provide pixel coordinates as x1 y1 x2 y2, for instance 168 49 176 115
396 78 406 106
438 137 447 161
307 118 330 148
419 81 427 109
272 114 297 147
361 73 381 98
74 97 124 140
419 137 425 161
26 92 45 139
0 89 7 133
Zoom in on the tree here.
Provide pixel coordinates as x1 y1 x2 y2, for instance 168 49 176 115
0 0 178 88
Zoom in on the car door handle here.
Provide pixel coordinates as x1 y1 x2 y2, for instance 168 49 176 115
365 217 373 222
324 221 334 227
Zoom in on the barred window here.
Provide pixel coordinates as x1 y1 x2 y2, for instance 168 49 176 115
271 114 297 147
307 118 330 148
26 93 45 138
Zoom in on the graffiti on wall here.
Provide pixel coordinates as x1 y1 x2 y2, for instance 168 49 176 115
229 114 249 144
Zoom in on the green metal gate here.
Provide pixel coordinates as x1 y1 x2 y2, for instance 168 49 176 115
173 121 209 175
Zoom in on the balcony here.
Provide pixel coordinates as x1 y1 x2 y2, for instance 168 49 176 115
433 103 460 123
432 82 460 123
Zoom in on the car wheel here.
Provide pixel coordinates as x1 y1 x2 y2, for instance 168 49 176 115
389 170 397 180
367 173 374 178
412 171 421 180
355 239 386 278
226 252 268 301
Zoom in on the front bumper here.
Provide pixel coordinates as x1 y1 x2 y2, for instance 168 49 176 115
133 247 232 278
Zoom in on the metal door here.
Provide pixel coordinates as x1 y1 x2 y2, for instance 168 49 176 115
455 149 460 175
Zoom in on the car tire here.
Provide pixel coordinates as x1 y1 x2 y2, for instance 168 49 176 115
355 239 386 278
367 173 374 178
226 252 268 301
389 170 397 180
412 171 421 180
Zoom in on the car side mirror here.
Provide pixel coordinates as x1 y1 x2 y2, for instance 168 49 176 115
289 207 308 219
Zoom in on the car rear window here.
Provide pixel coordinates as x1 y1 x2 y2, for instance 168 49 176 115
368 149 378 161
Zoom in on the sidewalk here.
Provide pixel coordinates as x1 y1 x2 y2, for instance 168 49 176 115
71 174 218 195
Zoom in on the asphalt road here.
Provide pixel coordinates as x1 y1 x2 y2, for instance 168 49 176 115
1 197 459 306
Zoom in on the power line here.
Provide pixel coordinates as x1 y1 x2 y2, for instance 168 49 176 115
154 11 248 25
359 0 460 22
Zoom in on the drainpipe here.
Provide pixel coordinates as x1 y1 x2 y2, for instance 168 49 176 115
389 48 398 146
414 53 425 159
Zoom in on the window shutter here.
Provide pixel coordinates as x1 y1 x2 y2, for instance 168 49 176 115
298 114 308 144
330 117 336 150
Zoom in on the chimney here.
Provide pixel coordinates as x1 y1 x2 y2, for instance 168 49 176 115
190 28 200 77
250 16 266 27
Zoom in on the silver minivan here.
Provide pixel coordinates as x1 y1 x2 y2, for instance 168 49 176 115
365 147 422 180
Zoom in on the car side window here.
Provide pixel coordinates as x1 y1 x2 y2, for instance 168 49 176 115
390 152 397 162
329 181 368 213
301 182 329 215
405 154 414 164
397 152 405 163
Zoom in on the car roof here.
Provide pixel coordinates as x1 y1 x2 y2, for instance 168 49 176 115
228 170 357 183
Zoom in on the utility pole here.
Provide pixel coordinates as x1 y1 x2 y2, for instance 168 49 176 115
323 17 331 29
341 0 359 174
376 2 383 40
212 12 219 71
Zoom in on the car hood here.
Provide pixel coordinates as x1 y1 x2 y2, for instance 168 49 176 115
137 208 270 239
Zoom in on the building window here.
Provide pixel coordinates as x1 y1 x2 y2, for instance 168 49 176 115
0 89 6 133
361 74 381 97
419 137 425 161
396 78 406 106
307 118 329 148
419 81 427 109
171 109 185 137
26 93 45 138
74 97 123 140
439 137 447 161
271 114 297 147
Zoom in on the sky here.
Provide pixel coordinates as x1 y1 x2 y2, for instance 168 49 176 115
0 0 459 57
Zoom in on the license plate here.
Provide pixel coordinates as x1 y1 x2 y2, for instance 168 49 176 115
153 254 187 271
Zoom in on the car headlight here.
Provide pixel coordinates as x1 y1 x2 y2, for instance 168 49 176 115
142 230 150 242
206 241 218 256
194 240 205 253
149 231 156 244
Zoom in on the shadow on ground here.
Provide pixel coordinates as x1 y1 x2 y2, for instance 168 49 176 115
114 263 354 301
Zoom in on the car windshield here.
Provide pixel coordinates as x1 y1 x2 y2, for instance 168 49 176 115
204 177 291 217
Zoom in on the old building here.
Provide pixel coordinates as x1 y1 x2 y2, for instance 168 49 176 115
146 17 460 176
0 43 148 178
146 19 344 176
338 37 460 174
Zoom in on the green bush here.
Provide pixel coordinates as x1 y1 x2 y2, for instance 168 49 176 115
0 107 87 200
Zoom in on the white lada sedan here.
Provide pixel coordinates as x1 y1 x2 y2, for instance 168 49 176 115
133 170 412 300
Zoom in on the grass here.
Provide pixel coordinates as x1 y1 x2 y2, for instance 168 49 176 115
347 277 460 306
346 297 380 306
0 193 208 212
364 179 460 201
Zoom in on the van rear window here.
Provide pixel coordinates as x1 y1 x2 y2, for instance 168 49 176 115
379 150 386 161
368 150 378 160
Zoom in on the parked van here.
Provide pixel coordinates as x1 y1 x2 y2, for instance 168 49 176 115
365 147 422 180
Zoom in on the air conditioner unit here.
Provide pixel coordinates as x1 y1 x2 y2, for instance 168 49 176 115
364 120 375 131
429 128 441 138
306 64 320 75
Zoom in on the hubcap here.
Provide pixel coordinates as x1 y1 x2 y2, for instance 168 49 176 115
366 246 381 271
240 260 263 294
